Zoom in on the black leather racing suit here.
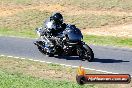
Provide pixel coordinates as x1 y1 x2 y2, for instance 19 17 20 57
43 18 66 37
41 18 66 54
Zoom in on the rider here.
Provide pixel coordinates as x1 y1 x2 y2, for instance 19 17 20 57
40 12 66 55
42 12 66 37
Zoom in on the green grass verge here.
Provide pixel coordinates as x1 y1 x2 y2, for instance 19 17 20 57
0 56 96 88
84 35 132 47
0 27 36 38
0 56 131 88
0 28 132 47
0 70 93 88
0 56 132 88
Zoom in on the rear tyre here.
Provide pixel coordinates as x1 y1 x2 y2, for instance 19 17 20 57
37 46 46 54
35 41 46 54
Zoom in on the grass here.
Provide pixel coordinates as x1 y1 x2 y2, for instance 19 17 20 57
1 8 132 30
84 35 132 47
2 0 132 11
0 9 50 37
0 0 132 47
0 27 36 38
0 56 96 88
0 9 131 35
0 0 131 87
0 27 131 47
1 0 32 4
0 9 50 33
60 0 132 11
65 14 132 29
0 70 93 88
0 56 131 88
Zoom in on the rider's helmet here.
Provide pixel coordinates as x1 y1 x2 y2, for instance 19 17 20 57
50 12 63 24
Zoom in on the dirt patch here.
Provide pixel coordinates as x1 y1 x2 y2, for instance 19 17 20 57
1 4 132 17
65 8 132 16
0 4 64 17
81 24 132 38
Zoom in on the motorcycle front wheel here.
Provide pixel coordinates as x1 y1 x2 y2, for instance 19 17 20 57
78 44 94 62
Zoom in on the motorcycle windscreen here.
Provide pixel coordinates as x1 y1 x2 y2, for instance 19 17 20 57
63 25 83 41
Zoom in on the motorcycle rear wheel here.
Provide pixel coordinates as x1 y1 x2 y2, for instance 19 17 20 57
38 46 54 57
37 46 46 54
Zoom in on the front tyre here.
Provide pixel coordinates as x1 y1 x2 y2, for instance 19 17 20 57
80 44 94 62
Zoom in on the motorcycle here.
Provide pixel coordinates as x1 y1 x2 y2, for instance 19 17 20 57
34 24 94 62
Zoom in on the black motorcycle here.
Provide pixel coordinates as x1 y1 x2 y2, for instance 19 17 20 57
34 24 94 62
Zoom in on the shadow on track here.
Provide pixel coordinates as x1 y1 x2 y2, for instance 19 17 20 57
54 56 130 63
92 58 130 63
54 56 81 60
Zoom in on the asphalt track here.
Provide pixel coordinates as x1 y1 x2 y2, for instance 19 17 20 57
0 36 132 75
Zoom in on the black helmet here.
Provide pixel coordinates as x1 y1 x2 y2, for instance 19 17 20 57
50 12 63 23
